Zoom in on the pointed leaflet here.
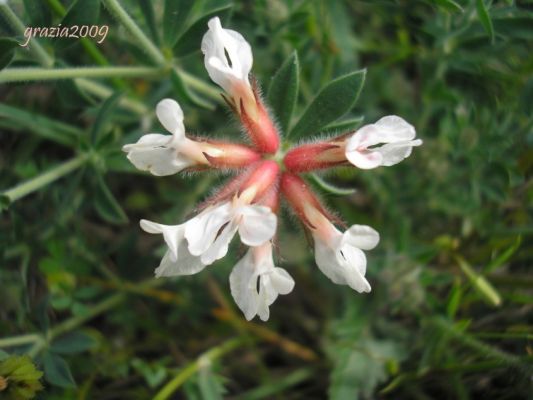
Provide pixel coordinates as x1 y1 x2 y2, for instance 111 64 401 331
476 0 494 43
50 331 97 355
433 0 464 13
94 173 128 224
139 0 160 45
0 103 82 147
310 173 356 196
43 352 76 389
90 92 122 146
322 116 364 135
267 51 300 134
56 0 100 50
163 0 195 47
289 70 366 139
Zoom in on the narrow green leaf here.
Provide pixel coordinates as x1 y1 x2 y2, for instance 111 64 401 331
0 103 82 147
485 236 521 273
171 69 215 110
94 174 128 224
289 70 366 139
433 0 464 12
139 0 160 45
56 0 100 50
310 174 356 196
0 38 18 70
476 0 495 43
90 92 122 146
163 0 195 47
456 256 501 307
173 5 233 57
446 279 463 318
50 331 97 355
323 116 364 135
267 51 299 134
43 352 76 389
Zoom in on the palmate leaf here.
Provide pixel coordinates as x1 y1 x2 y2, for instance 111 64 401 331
267 51 300 134
329 339 405 400
289 70 366 140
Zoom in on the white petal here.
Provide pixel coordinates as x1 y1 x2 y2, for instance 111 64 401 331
140 219 182 261
185 202 232 256
269 267 295 296
122 134 190 176
238 205 277 246
229 250 259 320
140 219 206 277
201 17 252 92
374 115 416 142
156 99 185 137
337 244 371 292
313 233 371 293
342 225 380 251
345 148 383 169
200 220 239 265
378 139 423 166
154 249 206 277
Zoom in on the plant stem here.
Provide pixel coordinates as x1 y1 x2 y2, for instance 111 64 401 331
2 154 88 204
153 338 244 400
0 334 40 349
0 66 166 83
101 0 166 66
0 3 54 67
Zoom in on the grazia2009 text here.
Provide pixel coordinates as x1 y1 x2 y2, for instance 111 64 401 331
20 25 109 47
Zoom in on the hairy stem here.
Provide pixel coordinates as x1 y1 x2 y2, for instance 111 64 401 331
2 154 88 204
0 66 166 83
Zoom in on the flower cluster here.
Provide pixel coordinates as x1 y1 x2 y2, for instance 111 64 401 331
123 17 422 321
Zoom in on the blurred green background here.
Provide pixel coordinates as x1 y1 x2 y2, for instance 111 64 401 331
0 0 532 399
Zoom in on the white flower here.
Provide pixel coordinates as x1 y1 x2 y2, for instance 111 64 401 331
123 99 210 176
230 242 294 321
140 219 206 277
201 17 253 104
345 116 422 169
313 224 379 293
184 200 277 265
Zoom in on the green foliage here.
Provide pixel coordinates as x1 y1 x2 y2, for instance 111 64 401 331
289 69 366 139
0 0 532 399
267 51 300 134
